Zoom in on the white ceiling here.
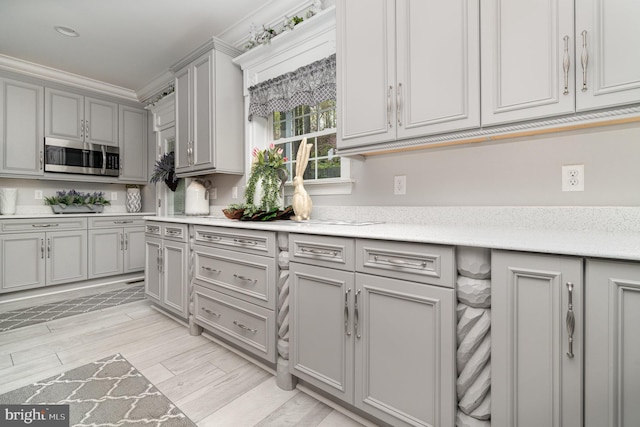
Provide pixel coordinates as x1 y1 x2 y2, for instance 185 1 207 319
0 0 309 98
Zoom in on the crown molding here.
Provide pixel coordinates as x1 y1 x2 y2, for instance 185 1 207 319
219 0 316 50
0 54 138 102
137 71 174 104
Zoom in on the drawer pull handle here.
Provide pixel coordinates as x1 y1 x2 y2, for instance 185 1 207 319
201 266 221 274
165 229 181 235
233 320 257 334
374 255 427 268
233 274 257 284
147 227 160 233
566 282 575 358
201 233 221 241
234 238 257 245
32 223 59 228
354 289 361 339
113 220 133 224
345 288 351 337
201 307 221 317
301 247 339 257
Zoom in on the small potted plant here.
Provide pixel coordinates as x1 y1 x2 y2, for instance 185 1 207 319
150 151 179 191
44 190 111 214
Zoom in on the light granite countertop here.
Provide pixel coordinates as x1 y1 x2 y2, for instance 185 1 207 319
0 212 154 220
145 206 640 262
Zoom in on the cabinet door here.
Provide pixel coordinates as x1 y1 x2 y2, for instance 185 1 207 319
123 227 145 273
396 0 480 139
481 0 575 125
0 78 44 176
355 273 456 427
174 66 191 173
192 51 214 172
492 251 583 427
0 233 46 293
88 228 123 279
290 262 355 403
46 230 87 286
575 0 640 111
585 259 640 427
337 0 395 149
84 97 118 146
45 88 84 141
144 236 162 302
119 105 148 182
162 240 189 317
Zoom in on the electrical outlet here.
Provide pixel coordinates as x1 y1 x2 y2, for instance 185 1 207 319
111 192 118 201
562 164 584 191
211 188 217 200
232 186 238 199
34 190 43 200
394 175 406 195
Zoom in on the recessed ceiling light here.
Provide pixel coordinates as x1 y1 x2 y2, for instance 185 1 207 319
54 25 80 37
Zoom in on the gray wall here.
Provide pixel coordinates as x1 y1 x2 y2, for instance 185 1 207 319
318 121 640 207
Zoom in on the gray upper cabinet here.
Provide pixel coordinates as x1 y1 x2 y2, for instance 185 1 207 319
585 259 640 427
481 0 575 126
171 38 244 177
118 105 148 182
575 0 640 111
0 78 44 176
337 0 480 149
45 88 118 146
492 250 583 427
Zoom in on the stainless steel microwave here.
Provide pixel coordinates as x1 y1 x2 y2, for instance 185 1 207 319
44 137 120 177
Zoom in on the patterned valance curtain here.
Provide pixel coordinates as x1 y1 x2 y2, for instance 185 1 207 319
248 54 336 121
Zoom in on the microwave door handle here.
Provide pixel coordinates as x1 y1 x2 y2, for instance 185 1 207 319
101 145 107 175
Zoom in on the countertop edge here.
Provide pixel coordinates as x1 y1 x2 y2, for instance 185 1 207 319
144 215 640 262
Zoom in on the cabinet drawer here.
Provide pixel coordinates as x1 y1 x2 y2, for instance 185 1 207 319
145 222 161 236
0 217 87 233
356 239 455 287
163 223 188 242
193 226 275 257
193 284 275 362
289 234 355 271
193 245 276 309
89 216 145 228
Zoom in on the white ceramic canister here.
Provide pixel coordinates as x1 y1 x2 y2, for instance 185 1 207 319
185 181 210 215
0 188 18 215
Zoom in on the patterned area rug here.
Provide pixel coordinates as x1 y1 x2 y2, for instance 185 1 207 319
0 353 196 426
0 284 146 332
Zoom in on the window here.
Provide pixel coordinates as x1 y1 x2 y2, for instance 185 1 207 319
271 100 342 183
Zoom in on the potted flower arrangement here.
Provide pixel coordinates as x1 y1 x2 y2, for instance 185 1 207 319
224 144 293 221
44 190 111 214
150 151 179 191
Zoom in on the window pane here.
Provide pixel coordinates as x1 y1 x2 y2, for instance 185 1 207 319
294 116 312 136
303 160 315 180
319 99 335 111
317 157 341 179
317 134 336 157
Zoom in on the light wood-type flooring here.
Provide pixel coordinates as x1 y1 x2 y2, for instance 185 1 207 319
0 293 369 426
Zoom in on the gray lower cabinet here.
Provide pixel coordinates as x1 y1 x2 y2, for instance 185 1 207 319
88 217 145 279
290 234 456 427
190 225 277 362
144 222 189 318
492 250 583 427
0 219 88 293
585 259 640 427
